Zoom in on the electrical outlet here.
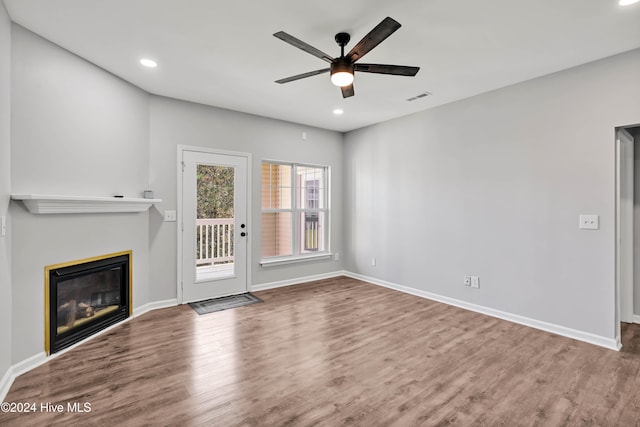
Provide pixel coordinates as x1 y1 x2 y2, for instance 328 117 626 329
1 215 5 237
464 276 471 286
333 252 340 261
579 215 599 230
164 210 177 222
371 258 376 267
471 276 480 289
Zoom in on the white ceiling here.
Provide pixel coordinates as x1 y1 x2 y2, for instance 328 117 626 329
3 0 640 132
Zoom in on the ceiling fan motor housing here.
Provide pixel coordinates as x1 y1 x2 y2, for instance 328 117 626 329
330 58 355 87
331 58 354 75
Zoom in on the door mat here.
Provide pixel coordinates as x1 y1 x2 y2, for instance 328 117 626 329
189 293 263 315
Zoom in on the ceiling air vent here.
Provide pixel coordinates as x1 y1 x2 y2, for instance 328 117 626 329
407 91 432 101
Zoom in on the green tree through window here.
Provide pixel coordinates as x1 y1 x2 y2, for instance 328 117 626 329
197 165 234 219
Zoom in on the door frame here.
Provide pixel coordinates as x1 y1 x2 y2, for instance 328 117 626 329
616 128 634 327
176 145 252 304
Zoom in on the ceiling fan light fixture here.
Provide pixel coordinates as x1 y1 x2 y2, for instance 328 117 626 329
330 60 354 87
331 71 354 87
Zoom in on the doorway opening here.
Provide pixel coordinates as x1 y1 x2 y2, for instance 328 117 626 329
616 124 640 349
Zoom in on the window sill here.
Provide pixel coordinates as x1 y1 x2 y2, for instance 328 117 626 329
260 253 333 268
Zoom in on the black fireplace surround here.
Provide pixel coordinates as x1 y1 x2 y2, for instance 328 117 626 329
46 251 131 354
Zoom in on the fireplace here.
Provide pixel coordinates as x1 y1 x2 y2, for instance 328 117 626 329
45 251 132 354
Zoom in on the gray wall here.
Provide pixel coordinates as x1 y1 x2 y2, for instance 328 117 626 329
148 96 344 301
8 24 344 363
0 2 12 384
10 26 149 197
344 49 640 340
10 25 151 362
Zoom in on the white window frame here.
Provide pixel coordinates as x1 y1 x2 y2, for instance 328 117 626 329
260 161 331 267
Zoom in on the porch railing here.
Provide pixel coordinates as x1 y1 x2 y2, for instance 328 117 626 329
196 218 234 266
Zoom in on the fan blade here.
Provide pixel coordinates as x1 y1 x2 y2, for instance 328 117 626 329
355 64 420 76
346 17 401 62
275 68 330 84
341 84 354 98
273 31 334 63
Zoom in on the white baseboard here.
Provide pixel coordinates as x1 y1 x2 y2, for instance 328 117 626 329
0 352 47 402
0 298 178 402
633 315 640 324
0 366 10 403
251 271 346 292
133 299 178 317
344 271 620 351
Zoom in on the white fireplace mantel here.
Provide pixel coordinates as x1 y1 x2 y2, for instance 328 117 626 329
11 194 162 214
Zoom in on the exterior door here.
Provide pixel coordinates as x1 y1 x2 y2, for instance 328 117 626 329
181 149 249 302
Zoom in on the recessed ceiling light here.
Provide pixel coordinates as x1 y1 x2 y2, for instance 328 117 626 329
619 0 639 5
140 58 157 68
333 109 344 115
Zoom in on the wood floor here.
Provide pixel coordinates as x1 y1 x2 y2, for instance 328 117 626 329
3 276 640 426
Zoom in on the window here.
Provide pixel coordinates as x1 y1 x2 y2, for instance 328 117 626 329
261 162 329 262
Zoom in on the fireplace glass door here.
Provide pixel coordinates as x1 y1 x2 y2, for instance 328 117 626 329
47 252 130 354
56 269 122 335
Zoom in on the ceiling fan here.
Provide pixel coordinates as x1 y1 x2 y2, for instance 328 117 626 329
274 17 420 98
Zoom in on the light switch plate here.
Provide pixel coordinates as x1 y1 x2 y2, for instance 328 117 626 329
579 215 599 230
1 215 5 236
471 276 480 289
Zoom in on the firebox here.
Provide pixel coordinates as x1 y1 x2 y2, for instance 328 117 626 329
45 250 132 354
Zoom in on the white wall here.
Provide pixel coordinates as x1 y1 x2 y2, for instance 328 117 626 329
344 49 640 342
148 96 344 301
0 2 13 387
10 25 151 362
